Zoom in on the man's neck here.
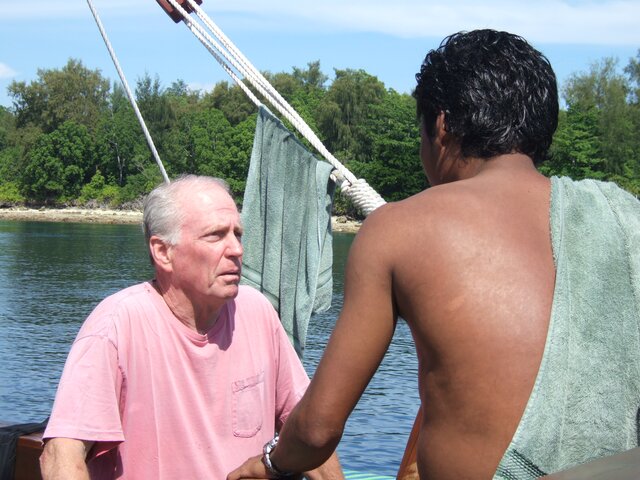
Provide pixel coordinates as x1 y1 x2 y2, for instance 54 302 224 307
447 153 538 183
152 279 223 334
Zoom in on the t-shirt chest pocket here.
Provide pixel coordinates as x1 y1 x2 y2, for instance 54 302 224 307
232 371 265 437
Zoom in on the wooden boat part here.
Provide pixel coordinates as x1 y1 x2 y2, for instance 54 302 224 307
14 430 43 480
396 407 422 479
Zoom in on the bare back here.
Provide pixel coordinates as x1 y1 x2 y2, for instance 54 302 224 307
402 168 553 478
365 160 555 479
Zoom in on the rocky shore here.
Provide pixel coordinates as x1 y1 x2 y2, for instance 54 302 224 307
0 207 362 233
0 207 143 225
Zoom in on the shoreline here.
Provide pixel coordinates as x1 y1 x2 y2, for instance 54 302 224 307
0 207 362 233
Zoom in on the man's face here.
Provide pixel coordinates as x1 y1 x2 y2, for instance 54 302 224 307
168 185 244 306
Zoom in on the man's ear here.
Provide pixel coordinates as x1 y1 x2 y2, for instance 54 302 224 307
434 112 449 146
435 112 462 162
150 236 173 272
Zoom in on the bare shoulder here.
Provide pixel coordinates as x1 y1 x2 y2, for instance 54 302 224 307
354 184 472 257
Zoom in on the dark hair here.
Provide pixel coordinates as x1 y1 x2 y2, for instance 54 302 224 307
413 29 558 165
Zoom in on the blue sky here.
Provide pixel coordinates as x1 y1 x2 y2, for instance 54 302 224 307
0 0 639 109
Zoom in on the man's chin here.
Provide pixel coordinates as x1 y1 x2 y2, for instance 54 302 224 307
220 284 240 298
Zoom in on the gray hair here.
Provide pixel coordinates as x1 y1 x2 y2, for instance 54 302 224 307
142 175 231 253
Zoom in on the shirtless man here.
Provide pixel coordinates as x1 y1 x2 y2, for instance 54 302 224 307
228 29 585 479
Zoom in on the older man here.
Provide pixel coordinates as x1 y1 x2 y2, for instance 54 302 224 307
40 175 342 479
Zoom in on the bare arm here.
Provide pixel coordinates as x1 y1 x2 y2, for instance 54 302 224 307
228 209 397 478
302 451 344 480
40 438 95 480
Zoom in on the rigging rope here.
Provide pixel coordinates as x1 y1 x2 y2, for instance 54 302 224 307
165 0 387 216
86 0 170 184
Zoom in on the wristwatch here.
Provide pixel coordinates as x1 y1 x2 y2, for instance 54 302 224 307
262 433 295 478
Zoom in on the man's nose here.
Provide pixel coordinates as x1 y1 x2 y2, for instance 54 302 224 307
226 235 243 257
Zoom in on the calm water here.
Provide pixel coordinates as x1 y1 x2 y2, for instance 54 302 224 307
0 220 419 475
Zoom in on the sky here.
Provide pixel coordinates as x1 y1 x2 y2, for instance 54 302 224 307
0 0 639 110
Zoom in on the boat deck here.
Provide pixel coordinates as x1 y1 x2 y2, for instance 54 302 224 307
3 424 397 480
5 422 640 479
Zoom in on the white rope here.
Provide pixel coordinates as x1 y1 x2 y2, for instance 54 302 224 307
189 1 304 131
168 0 386 216
85 0 170 184
184 24 261 107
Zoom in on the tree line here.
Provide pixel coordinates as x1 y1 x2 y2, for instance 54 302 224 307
0 54 639 218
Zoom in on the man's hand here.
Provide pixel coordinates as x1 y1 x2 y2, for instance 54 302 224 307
228 454 305 480
227 454 268 480
227 454 304 479
227 452 343 480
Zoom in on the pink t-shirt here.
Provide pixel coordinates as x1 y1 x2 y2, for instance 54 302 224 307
44 283 309 479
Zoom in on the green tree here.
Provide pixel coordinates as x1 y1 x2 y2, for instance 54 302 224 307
167 107 253 198
288 61 328 135
204 81 256 126
563 58 635 176
7 125 42 183
8 59 110 134
316 69 385 160
162 107 232 177
79 170 121 205
349 90 424 202
21 121 94 202
219 114 255 199
0 106 14 151
135 74 175 148
166 79 190 97
0 109 23 203
621 50 640 193
624 49 640 103
166 79 203 118
542 105 606 180
0 109 24 204
266 71 302 101
0 107 21 189
118 165 164 203
96 84 146 186
292 61 328 90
